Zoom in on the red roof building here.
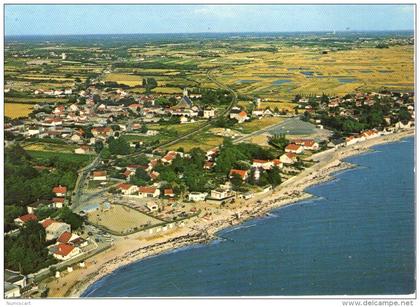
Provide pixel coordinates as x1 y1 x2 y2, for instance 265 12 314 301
17 214 38 223
117 183 133 191
57 231 72 244
55 243 75 257
164 189 175 197
139 186 157 194
229 169 248 180
42 219 55 229
52 185 67 195
285 143 304 154
92 170 107 178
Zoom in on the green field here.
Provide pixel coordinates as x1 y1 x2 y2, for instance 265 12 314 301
27 150 93 166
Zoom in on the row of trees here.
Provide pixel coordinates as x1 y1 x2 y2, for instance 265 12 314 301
5 221 57 274
5 145 81 207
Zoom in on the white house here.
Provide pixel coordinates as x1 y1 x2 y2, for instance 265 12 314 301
285 144 304 154
203 108 216 119
188 192 208 202
117 183 138 195
52 243 81 261
252 159 274 170
279 153 298 165
210 189 231 200
252 108 265 117
25 128 41 137
42 220 71 241
52 197 65 208
291 139 320 151
138 186 160 198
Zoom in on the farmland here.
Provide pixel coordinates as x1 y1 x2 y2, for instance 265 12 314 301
5 32 414 121
5 103 33 118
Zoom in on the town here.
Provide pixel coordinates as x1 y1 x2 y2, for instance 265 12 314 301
4 31 415 298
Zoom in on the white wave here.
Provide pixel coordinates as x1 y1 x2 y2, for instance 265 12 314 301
222 223 257 234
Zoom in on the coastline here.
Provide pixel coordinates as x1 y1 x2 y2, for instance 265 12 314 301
44 129 414 298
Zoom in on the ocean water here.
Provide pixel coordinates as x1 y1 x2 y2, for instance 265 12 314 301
83 137 415 297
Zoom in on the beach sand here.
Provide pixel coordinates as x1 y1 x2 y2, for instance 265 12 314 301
42 129 414 298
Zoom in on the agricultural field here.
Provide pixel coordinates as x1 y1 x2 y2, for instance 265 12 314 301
104 73 142 86
5 103 33 118
87 204 163 234
212 45 414 101
5 35 413 111
6 97 68 104
23 141 79 153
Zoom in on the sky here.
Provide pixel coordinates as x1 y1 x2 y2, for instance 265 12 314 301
5 4 415 36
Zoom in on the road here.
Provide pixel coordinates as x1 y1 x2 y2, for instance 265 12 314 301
71 153 101 210
72 66 237 209
130 66 238 153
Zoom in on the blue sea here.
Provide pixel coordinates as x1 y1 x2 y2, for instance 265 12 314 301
83 137 415 297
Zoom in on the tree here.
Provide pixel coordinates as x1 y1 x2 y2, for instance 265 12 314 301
398 107 411 122
268 133 289 151
130 168 151 186
302 111 311 122
94 140 104 153
108 137 130 155
140 124 148 134
101 148 111 160
5 221 56 274
190 148 206 169
143 78 158 94
4 205 25 232
230 173 243 191
159 168 178 183
267 167 282 187
54 207 84 230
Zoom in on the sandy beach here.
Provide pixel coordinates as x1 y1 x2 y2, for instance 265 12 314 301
42 128 414 298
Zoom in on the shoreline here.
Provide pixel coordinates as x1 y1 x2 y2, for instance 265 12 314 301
44 129 414 298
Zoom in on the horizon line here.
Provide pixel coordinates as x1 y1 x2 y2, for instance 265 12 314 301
5 29 415 37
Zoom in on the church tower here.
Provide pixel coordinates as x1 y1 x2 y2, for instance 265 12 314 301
183 88 188 97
